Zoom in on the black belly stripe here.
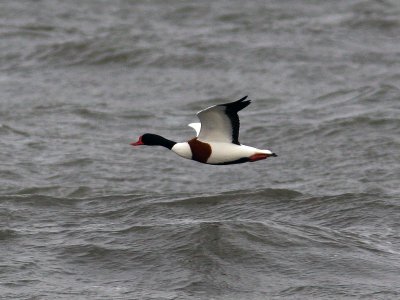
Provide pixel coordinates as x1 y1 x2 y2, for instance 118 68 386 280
212 157 250 165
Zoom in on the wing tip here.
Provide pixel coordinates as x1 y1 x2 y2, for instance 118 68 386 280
220 95 252 110
237 96 251 105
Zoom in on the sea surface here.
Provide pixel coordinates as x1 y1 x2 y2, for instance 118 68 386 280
1 0 400 299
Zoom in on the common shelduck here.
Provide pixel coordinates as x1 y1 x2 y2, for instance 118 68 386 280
131 96 277 165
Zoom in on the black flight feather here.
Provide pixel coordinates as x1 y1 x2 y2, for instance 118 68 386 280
219 96 251 145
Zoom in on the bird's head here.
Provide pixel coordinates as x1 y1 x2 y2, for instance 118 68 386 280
130 133 154 146
130 133 176 149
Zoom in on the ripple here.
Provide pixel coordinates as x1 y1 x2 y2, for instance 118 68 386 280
31 38 156 66
0 228 18 240
0 124 30 137
157 188 303 206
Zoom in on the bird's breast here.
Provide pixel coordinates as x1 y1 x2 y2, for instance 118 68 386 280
171 142 192 160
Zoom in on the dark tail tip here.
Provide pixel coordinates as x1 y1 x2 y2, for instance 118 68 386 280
271 153 278 157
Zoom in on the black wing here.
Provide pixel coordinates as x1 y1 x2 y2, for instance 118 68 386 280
218 96 251 145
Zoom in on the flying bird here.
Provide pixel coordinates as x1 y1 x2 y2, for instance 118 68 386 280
131 96 277 165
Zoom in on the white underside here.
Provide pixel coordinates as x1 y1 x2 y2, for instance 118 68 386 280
205 142 272 164
171 141 272 164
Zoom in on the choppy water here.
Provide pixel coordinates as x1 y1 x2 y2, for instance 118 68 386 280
1 0 400 299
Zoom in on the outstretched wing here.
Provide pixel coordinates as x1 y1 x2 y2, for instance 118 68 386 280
196 96 251 145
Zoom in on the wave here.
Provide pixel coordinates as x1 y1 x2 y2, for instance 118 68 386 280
46 211 399 298
3 189 397 249
344 14 400 32
0 228 18 240
2 188 398 298
1 193 81 207
0 124 30 137
30 39 148 66
4 188 396 212
318 115 400 133
27 37 223 69
153 188 303 206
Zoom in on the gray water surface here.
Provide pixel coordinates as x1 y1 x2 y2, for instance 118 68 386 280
1 1 400 299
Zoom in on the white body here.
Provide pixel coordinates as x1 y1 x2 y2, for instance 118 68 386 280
204 142 272 164
172 141 272 164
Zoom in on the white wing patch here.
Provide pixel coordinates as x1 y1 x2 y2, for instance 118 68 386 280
188 123 201 136
196 105 233 143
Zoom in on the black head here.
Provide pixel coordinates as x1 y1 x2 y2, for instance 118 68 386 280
130 133 176 149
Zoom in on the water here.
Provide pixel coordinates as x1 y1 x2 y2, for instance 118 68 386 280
1 0 399 299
